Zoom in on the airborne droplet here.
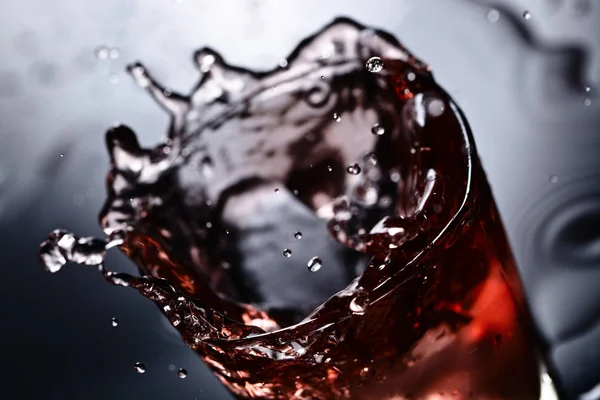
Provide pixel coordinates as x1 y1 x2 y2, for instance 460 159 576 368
134 362 146 373
333 113 341 122
307 257 322 272
346 164 361 175
371 123 385 136
94 45 109 60
178 368 187 378
283 248 292 258
365 56 383 73
487 9 500 23
523 11 531 20
294 232 303 240
111 317 119 327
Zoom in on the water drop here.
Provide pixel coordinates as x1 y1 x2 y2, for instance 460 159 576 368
584 86 591 93
487 9 500 23
278 59 288 68
307 257 322 272
349 292 369 315
95 45 109 60
111 317 119 327
109 73 119 84
365 56 383 73
371 123 385 136
283 248 292 258
178 368 187 378
274 188 280 193
346 164 361 175
294 232 303 240
523 11 532 20
584 99 592 107
333 113 341 122
407 72 416 81
200 156 213 177
550 175 558 183
134 362 146 373
60 153 64 157
168 364 176 371
327 165 333 172
109 48 120 59
365 152 377 166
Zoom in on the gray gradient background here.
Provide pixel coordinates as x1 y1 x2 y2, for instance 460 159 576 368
0 0 599 399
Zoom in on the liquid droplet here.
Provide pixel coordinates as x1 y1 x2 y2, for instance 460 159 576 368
307 257 322 272
365 57 383 73
584 99 592 107
487 9 500 23
371 123 385 136
111 317 119 327
327 165 333 172
584 86 591 93
278 59 288 68
95 45 109 60
346 164 361 175
333 113 341 122
274 188 280 193
134 362 146 373
109 73 119 84
523 11 532 20
283 248 292 258
177 368 187 378
349 292 369 315
294 232 303 240
109 48 120 60
550 175 559 183
60 153 64 157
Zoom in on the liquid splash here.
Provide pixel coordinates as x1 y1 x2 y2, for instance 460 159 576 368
40 18 543 399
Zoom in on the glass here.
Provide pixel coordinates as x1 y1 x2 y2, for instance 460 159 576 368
40 18 557 399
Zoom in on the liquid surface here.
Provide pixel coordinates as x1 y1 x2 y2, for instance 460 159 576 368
39 18 543 399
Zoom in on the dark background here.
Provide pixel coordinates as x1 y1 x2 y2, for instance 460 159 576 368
0 0 599 399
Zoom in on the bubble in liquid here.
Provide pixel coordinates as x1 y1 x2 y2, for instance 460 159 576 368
549 175 559 183
365 56 383 73
371 123 385 136
307 257 322 272
523 11 532 20
349 292 369 315
346 164 361 175
487 9 500 23
427 98 446 117
94 45 109 60
294 232 303 240
111 317 119 327
134 362 146 373
178 368 187 378
333 112 341 122
283 248 292 258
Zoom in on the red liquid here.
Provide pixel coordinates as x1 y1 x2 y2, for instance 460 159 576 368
40 18 543 399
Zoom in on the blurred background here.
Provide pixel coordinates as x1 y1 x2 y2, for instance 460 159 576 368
0 0 598 399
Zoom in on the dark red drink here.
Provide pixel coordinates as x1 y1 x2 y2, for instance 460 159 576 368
40 18 547 399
